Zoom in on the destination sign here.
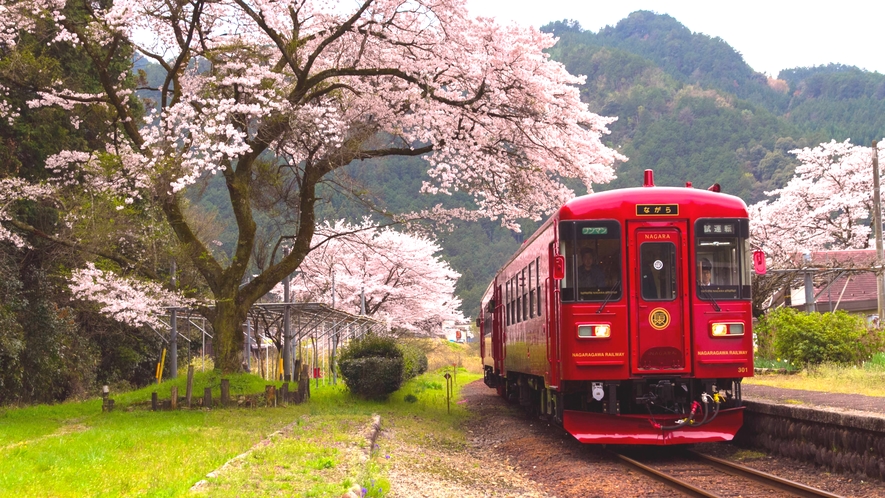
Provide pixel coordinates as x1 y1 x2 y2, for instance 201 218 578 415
581 227 608 235
701 223 735 235
636 204 679 216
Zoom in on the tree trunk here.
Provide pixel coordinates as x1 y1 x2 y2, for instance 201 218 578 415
213 299 247 374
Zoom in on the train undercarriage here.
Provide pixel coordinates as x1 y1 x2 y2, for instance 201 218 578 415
484 367 744 445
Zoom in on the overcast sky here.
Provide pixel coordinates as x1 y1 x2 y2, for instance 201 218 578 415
465 0 885 78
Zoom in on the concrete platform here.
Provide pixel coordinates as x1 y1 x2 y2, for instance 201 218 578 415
744 383 885 416
738 383 885 479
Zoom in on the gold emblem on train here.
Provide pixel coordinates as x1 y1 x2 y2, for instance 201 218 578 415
649 308 670 330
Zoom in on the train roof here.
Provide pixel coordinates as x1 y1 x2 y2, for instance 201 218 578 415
560 185 749 220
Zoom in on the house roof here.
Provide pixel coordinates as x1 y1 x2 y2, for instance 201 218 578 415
789 249 882 312
789 249 880 268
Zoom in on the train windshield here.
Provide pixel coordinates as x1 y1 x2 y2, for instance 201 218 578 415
695 218 752 300
559 220 622 302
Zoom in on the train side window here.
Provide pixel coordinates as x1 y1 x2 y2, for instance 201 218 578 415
523 267 529 319
506 279 511 326
536 257 542 317
640 242 677 301
509 278 515 324
528 264 534 318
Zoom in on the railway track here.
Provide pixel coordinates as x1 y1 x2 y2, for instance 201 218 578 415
610 448 844 498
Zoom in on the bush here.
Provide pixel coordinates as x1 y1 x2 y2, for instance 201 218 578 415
337 334 404 400
760 308 884 366
399 342 428 381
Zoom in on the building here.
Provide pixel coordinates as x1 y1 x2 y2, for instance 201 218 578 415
776 249 879 316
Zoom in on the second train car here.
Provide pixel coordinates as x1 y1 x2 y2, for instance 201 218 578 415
478 169 755 445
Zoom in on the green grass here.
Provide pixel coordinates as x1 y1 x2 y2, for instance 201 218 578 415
865 352 885 369
0 366 482 497
0 371 303 497
746 356 885 396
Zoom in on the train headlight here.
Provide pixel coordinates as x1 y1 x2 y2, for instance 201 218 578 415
711 322 744 337
578 324 611 338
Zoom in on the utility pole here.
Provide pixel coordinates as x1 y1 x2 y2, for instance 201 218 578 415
802 251 815 313
874 140 885 322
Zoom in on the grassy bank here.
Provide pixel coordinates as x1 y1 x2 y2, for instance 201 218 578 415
747 352 885 397
746 363 885 397
0 340 482 497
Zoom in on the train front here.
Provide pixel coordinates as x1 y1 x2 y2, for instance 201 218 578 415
554 173 754 445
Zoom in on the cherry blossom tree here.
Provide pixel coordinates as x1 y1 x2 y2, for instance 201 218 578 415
69 262 194 329
0 0 624 372
750 139 884 265
278 220 463 334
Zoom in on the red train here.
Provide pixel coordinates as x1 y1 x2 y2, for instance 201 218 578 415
479 170 754 445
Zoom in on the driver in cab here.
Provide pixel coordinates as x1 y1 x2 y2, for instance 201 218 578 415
578 248 605 288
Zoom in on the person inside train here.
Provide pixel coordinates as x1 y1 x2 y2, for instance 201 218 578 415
577 248 605 288
699 258 713 286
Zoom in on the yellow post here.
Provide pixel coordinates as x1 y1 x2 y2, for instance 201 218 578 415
278 356 284 381
157 348 167 384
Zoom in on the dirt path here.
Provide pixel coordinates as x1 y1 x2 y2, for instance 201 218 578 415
450 379 885 497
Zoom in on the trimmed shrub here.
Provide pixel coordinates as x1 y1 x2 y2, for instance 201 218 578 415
760 308 884 366
337 333 404 400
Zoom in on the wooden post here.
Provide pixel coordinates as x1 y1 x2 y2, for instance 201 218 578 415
170 386 178 410
280 383 289 406
186 365 194 408
151 392 158 411
297 363 310 403
220 379 230 407
203 387 212 409
265 385 276 407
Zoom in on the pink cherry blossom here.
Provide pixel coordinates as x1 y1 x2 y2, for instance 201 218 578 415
1 0 623 371
69 263 194 328
275 219 463 335
750 139 885 265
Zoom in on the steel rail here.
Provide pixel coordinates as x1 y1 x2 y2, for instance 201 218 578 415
610 449 844 498
687 450 843 498
609 450 717 498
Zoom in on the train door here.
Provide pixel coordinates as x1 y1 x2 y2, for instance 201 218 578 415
628 222 691 374
546 242 561 388
493 283 505 376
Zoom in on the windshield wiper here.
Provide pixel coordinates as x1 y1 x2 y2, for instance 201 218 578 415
596 281 621 313
698 282 721 312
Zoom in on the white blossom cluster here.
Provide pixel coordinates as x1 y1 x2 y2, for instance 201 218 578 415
0 84 18 125
0 179 57 248
69 263 194 329
277 219 464 334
